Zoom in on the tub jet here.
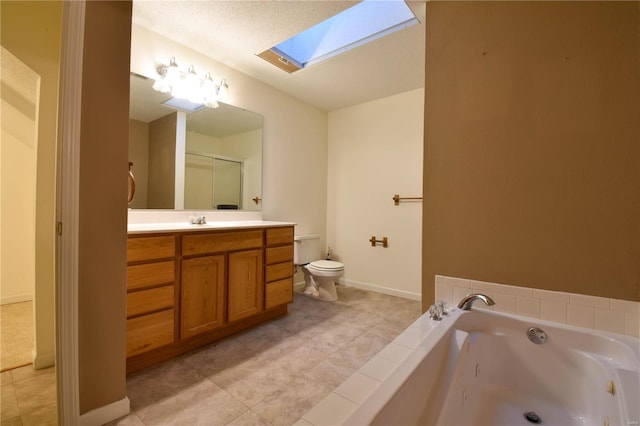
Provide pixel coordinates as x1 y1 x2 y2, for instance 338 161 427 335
527 327 547 344
524 411 542 424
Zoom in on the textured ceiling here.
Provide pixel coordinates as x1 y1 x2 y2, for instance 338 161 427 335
132 1 426 111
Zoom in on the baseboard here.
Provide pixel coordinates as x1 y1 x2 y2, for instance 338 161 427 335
1 294 33 305
340 278 421 301
296 278 421 301
78 396 130 426
33 351 55 370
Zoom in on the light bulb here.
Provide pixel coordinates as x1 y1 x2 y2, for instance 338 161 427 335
152 78 171 93
165 65 180 87
204 98 219 108
202 74 218 108
184 68 203 104
217 79 229 102
164 58 181 86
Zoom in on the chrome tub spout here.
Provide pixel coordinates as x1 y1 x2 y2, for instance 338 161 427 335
457 293 495 310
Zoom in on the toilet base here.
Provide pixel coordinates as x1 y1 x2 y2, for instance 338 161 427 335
302 280 338 301
301 268 340 301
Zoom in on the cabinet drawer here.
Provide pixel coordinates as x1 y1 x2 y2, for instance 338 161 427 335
126 309 174 357
265 245 293 265
183 230 263 256
265 261 293 283
127 285 174 318
265 278 293 309
128 236 175 263
265 227 294 246
127 261 175 291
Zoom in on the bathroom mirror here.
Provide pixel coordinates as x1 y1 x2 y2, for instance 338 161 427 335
128 73 263 210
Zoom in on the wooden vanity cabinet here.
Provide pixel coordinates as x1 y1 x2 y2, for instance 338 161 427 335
228 249 264 322
180 255 225 339
180 229 264 338
126 225 294 374
264 227 294 309
125 235 177 358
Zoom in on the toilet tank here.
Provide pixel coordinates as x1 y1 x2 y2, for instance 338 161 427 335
293 235 321 265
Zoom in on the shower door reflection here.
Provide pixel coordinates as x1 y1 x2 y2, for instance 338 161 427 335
184 153 243 210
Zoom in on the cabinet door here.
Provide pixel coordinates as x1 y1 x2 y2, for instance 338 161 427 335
228 249 263 322
181 255 225 339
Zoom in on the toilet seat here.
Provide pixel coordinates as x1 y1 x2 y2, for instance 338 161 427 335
308 260 344 271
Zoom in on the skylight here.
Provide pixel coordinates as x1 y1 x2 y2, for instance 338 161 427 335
162 97 206 113
259 0 418 73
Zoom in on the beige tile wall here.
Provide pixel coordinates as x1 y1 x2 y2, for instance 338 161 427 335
435 275 640 337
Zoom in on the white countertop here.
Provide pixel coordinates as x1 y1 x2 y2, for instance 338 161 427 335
127 220 296 235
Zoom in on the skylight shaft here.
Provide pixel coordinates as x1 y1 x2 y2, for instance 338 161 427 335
268 0 418 71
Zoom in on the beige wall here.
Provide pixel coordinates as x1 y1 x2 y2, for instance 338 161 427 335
327 89 424 299
128 119 149 209
130 25 328 236
221 129 263 211
1 48 38 305
147 112 177 208
186 131 223 153
1 0 62 368
184 153 214 209
423 1 640 308
78 0 131 414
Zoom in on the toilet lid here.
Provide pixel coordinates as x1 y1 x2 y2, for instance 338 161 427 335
309 260 344 270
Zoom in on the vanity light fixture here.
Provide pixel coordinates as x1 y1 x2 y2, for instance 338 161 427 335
152 57 228 109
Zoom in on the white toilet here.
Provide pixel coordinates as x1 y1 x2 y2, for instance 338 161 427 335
293 235 344 301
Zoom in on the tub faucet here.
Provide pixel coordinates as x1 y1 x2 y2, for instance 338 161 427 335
457 293 495 310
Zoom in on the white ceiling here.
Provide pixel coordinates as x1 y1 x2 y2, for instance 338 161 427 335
132 0 426 112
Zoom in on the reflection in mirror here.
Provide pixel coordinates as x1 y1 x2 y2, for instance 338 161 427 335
128 73 262 211
184 153 243 210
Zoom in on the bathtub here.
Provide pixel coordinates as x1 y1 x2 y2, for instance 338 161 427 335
344 308 639 426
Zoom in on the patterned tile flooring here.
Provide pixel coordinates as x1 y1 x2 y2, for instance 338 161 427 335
112 286 422 426
1 365 57 426
1 301 34 372
1 301 57 425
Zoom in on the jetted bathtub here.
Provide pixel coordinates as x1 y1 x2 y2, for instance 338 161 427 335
345 307 639 426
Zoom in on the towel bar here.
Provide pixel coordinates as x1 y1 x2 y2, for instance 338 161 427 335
393 194 422 206
369 236 388 248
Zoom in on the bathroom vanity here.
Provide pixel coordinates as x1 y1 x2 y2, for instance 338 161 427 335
126 221 294 374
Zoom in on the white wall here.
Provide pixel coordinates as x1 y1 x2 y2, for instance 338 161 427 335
327 89 424 300
130 25 328 237
0 47 39 305
130 25 424 301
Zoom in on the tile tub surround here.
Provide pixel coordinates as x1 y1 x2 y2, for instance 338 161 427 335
108 286 421 426
435 275 640 337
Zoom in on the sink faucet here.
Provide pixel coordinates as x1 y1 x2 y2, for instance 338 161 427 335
457 293 495 310
190 216 207 225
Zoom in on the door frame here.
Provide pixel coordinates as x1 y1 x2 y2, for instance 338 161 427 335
55 1 84 424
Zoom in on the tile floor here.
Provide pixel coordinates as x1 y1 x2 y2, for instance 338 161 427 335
111 285 422 426
1 301 34 371
1 365 57 426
